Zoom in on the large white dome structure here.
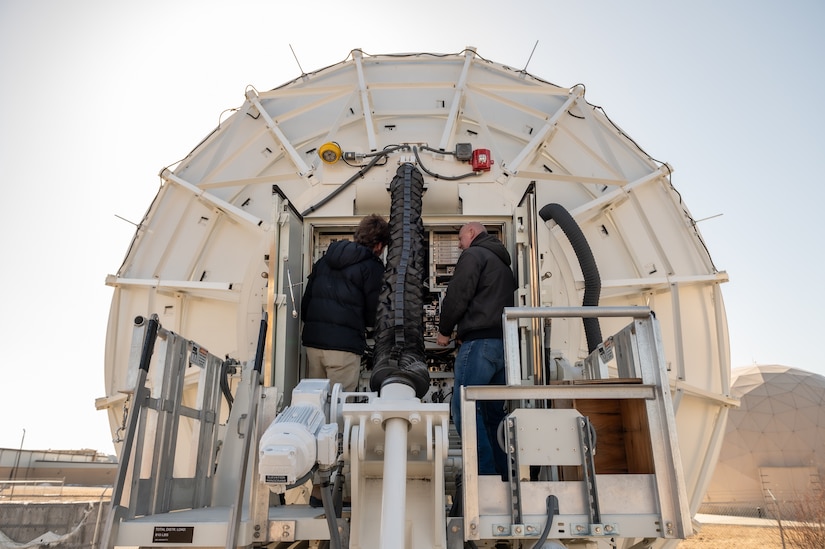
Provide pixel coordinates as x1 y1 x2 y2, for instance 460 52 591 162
95 49 734 548
703 365 825 514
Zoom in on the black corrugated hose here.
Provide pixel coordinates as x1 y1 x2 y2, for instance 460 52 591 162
538 203 603 353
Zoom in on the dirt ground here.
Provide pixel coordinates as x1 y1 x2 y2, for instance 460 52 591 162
680 523 786 548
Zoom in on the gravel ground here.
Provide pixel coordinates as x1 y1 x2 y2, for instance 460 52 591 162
680 523 787 548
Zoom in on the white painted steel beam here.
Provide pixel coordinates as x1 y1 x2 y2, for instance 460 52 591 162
353 50 377 152
513 170 627 187
104 276 240 302
438 47 475 151
244 89 313 178
567 164 673 224
502 85 584 176
597 272 730 297
160 170 270 231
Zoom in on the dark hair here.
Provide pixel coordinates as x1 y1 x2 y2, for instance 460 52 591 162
354 214 390 249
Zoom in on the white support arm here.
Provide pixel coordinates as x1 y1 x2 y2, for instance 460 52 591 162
160 169 270 231
245 89 313 178
353 50 377 151
438 47 476 151
503 85 584 176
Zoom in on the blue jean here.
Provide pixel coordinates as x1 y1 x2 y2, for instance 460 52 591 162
452 338 508 476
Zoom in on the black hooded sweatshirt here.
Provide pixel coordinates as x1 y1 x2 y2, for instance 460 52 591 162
301 240 385 355
438 232 517 342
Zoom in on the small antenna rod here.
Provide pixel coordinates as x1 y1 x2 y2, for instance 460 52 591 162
115 214 140 228
289 44 306 75
522 40 539 73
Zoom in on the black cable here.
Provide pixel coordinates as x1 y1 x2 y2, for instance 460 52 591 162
332 459 345 517
319 471 343 549
419 145 456 156
253 313 268 374
341 146 394 168
534 494 560 547
219 358 237 411
412 146 481 181
301 145 406 216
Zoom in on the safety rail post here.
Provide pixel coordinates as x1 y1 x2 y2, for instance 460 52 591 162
99 314 158 549
225 313 268 549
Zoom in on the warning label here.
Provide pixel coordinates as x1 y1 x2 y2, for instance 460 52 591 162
152 526 195 543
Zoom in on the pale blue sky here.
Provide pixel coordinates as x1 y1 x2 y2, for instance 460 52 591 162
1 0 823 453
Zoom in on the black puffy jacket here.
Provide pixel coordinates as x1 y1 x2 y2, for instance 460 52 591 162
438 232 517 342
301 240 385 354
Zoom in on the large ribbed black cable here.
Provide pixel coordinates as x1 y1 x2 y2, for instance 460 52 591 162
370 163 430 398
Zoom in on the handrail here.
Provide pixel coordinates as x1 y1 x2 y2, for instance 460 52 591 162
226 313 268 549
503 306 653 385
504 305 652 320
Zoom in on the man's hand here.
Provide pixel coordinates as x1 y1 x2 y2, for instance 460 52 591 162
436 333 450 347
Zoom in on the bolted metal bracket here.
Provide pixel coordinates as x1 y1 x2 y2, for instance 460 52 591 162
446 517 466 549
571 522 620 536
492 522 542 537
270 520 295 542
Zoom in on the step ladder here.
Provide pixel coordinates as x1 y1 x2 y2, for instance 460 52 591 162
99 313 268 549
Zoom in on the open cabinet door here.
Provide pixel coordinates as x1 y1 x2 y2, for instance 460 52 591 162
266 188 304 404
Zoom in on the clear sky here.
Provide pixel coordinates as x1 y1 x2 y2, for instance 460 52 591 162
1 0 823 454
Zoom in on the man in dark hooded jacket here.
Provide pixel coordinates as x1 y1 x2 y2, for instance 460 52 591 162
301 214 390 392
436 222 517 477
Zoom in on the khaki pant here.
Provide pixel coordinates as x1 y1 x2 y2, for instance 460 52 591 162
305 347 361 392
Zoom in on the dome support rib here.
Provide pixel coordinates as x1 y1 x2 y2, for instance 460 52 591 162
438 47 476 151
161 169 270 231
353 50 377 151
569 164 672 224
502 86 584 177
244 89 313 178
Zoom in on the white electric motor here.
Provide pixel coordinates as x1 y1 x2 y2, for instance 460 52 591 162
258 379 339 493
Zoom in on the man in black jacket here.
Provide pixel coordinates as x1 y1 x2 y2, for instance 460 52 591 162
436 222 517 476
301 214 390 392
